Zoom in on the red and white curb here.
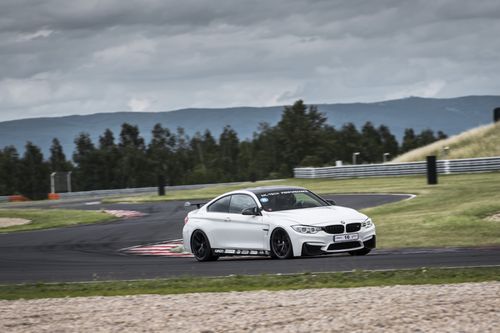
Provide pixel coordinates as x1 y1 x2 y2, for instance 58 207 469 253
120 239 193 257
104 210 146 218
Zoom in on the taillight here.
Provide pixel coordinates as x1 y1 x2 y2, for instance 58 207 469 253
184 216 189 224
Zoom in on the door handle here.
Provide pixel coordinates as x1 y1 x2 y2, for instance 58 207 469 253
224 217 231 222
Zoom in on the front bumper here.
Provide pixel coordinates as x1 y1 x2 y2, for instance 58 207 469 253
288 225 376 257
302 235 376 256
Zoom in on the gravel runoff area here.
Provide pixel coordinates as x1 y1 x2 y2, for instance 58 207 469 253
0 218 30 228
1 282 498 332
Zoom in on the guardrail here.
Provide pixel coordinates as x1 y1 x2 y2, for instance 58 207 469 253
56 181 245 199
294 156 500 179
0 182 245 203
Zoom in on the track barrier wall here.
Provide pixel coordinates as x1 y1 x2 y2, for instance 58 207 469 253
51 182 243 200
1 182 244 202
294 156 500 179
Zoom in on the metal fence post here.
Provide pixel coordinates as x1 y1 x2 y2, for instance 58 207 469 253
50 172 56 194
67 171 72 193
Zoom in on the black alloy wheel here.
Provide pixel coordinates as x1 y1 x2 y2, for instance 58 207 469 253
270 228 293 259
191 230 218 262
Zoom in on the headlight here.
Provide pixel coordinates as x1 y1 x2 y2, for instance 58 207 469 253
291 225 322 234
362 218 373 228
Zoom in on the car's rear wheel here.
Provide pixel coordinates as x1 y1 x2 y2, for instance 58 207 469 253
270 228 293 259
191 230 218 262
348 247 371 256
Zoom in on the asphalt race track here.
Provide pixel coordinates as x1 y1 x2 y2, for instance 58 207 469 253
1 194 499 284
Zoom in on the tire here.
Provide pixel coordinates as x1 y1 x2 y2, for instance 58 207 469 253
348 247 371 256
191 230 219 262
270 228 293 259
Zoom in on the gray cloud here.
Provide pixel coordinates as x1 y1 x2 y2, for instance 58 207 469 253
0 0 499 121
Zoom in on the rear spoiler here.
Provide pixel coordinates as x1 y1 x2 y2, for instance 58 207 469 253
184 201 207 209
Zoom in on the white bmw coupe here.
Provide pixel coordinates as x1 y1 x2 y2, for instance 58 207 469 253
182 186 376 261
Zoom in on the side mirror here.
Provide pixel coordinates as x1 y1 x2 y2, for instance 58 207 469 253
242 207 261 216
326 199 336 206
184 201 206 209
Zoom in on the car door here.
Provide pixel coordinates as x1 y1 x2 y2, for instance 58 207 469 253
224 194 268 250
204 195 232 249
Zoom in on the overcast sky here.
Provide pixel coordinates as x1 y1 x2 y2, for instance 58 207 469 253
0 0 499 122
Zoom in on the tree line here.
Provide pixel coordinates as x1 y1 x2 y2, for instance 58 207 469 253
0 100 447 199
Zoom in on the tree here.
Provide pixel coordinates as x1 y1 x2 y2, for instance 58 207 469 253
97 129 121 189
276 100 327 175
416 129 437 147
200 130 219 171
378 125 399 161
250 122 281 179
401 128 418 153
188 129 221 183
312 125 339 166
99 128 116 149
118 123 149 188
237 140 257 181
437 131 448 140
360 122 382 163
148 123 176 185
337 123 361 163
72 133 100 190
170 127 192 184
0 146 21 195
217 126 240 181
19 142 50 199
49 138 72 172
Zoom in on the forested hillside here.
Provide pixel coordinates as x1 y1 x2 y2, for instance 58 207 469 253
0 95 497 157
0 101 447 198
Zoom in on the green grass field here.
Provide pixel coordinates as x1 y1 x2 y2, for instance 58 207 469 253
0 267 498 300
105 172 500 249
0 209 115 233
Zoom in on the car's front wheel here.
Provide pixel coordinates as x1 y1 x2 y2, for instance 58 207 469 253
191 230 219 262
270 228 293 259
348 247 371 256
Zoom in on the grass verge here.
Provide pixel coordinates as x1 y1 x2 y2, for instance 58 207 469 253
0 266 498 300
0 209 115 233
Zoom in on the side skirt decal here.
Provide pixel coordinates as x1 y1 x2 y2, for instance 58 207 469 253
213 249 270 256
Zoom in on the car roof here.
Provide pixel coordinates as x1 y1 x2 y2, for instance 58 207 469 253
243 185 307 195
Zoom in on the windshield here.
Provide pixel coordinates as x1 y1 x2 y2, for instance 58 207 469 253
257 190 328 212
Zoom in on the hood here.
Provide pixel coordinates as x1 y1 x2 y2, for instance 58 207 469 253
265 205 367 226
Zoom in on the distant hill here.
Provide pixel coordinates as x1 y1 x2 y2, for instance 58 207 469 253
0 95 499 156
393 121 500 162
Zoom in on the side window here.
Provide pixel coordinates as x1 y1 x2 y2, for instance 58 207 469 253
229 194 257 214
207 196 231 213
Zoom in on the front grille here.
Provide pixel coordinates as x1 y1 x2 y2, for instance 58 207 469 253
323 225 344 234
327 241 361 251
346 223 361 232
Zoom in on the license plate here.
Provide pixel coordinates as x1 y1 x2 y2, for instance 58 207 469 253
334 234 359 242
